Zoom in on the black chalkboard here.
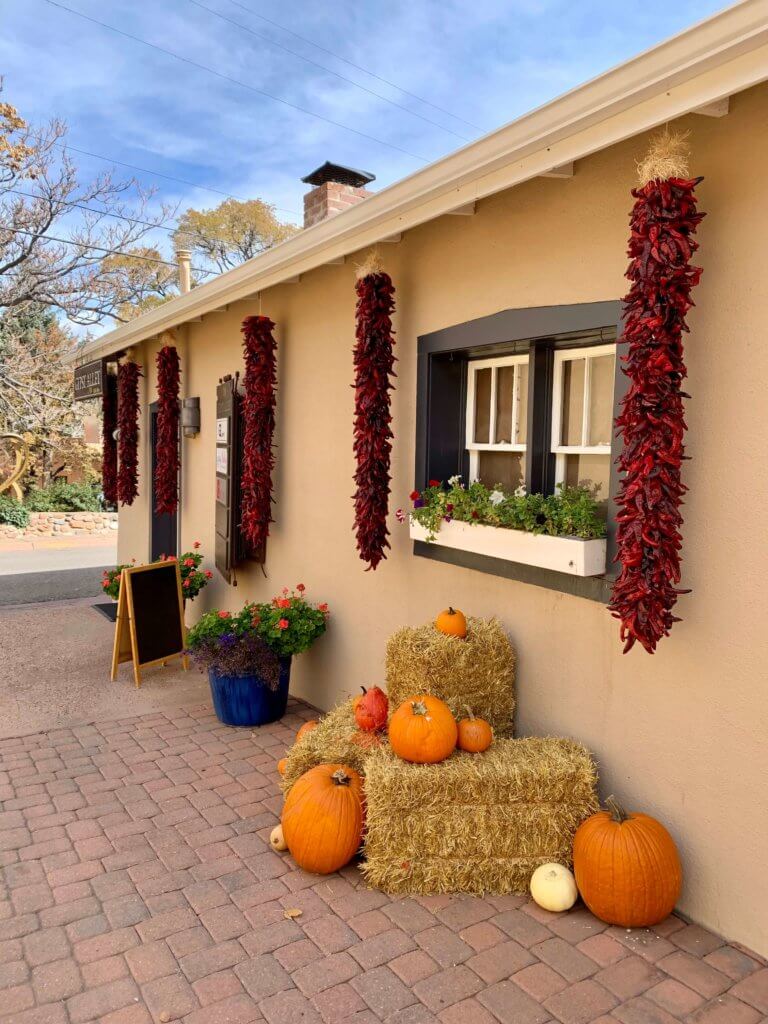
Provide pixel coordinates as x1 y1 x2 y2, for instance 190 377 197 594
129 562 184 665
111 561 187 687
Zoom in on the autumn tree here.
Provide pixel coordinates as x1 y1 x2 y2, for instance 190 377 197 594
0 85 175 325
174 198 298 273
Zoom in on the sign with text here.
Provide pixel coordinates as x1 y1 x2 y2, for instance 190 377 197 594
73 359 106 401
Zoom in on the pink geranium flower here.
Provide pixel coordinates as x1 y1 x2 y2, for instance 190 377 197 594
218 611 231 619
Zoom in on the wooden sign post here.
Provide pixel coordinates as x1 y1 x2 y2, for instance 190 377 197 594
111 561 188 687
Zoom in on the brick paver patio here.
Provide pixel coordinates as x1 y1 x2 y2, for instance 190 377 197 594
1 698 766 1024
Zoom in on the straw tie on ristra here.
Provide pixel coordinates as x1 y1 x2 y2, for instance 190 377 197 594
353 250 396 570
609 129 705 653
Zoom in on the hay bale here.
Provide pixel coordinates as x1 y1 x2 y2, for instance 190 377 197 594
362 737 597 896
281 699 384 792
386 617 515 735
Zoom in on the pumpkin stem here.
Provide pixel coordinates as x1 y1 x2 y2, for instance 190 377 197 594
411 700 428 716
360 685 367 695
605 795 631 823
331 769 352 787
448 606 456 615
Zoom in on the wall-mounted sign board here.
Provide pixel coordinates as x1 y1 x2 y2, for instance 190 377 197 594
73 358 107 401
111 562 188 687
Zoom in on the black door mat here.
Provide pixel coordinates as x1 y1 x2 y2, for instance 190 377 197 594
93 602 118 622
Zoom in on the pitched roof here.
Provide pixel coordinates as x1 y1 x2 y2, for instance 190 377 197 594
70 0 768 365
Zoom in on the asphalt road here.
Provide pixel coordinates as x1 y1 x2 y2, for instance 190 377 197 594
0 565 111 606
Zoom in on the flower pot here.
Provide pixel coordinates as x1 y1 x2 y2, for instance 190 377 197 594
208 656 291 727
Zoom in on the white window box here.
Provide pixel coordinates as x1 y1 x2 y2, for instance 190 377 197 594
410 519 606 577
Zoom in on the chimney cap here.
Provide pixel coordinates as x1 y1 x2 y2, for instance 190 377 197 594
301 161 375 188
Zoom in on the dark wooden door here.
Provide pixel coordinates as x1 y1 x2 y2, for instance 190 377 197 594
150 402 178 560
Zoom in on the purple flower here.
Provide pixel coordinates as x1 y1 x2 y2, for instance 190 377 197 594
444 515 453 523
413 498 424 509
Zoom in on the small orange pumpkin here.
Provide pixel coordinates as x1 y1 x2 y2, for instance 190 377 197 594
277 757 288 776
354 686 389 732
296 721 317 743
573 796 682 928
281 764 364 874
435 607 467 638
457 714 493 753
389 695 457 764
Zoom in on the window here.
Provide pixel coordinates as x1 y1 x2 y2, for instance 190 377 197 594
466 355 528 490
551 345 616 502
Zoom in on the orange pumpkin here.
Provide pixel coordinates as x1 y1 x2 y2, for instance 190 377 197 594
389 695 458 764
457 715 493 753
281 764 364 874
573 796 682 928
296 721 317 743
354 686 389 732
435 607 467 638
277 757 288 776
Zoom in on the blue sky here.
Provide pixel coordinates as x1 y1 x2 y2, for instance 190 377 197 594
2 0 726 289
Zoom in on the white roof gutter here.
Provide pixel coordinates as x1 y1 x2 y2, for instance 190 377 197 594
68 0 768 366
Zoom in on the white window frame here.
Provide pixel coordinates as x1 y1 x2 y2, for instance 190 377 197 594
466 354 528 482
551 343 616 485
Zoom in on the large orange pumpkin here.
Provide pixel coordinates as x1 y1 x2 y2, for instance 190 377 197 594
389 695 457 764
573 796 682 927
296 720 317 743
435 607 467 638
457 715 493 753
281 764 364 875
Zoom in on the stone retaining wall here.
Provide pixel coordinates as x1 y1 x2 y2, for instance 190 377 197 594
0 511 118 539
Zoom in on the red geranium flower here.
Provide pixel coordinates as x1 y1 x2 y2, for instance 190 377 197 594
429 479 440 487
277 598 290 609
184 558 195 567
409 490 420 501
193 541 201 549
296 583 305 592
319 603 328 613
218 611 231 619
278 618 289 630
205 570 213 579
183 579 191 588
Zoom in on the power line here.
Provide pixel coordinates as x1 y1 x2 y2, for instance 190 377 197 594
56 142 299 216
186 0 473 143
6 227 213 274
43 0 430 163
224 0 486 133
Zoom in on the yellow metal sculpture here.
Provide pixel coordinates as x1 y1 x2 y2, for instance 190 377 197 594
0 433 29 501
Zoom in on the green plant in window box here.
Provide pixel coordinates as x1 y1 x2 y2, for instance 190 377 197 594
401 477 606 542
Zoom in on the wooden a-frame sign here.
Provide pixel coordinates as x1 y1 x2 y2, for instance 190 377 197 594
111 561 188 687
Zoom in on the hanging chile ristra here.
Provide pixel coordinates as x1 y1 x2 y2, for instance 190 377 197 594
154 345 181 516
101 371 118 507
353 253 396 570
240 315 277 550
117 359 142 506
609 132 705 653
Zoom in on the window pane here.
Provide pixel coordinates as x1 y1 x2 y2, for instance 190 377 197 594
560 359 585 445
477 451 525 491
563 453 610 516
494 366 515 444
587 353 615 446
473 368 491 443
517 363 529 444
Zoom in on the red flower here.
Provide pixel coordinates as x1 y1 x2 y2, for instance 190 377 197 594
282 587 289 595
184 558 195 567
193 541 201 549
205 570 213 579
409 490 420 501
319 603 328 613
278 618 289 630
183 579 191 588
218 611 231 619
277 598 290 609
296 583 306 592
428 479 440 487
158 554 166 561
166 555 176 562
471 510 479 519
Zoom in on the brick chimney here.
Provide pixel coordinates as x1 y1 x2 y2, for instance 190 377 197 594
302 162 375 228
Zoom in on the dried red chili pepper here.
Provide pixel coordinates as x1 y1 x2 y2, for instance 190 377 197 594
117 360 141 506
101 372 118 507
353 270 396 570
154 345 180 516
240 315 277 551
609 176 705 653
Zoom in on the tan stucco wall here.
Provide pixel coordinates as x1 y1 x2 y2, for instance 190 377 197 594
119 83 768 956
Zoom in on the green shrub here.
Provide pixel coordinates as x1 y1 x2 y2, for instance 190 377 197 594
0 496 30 529
25 482 102 512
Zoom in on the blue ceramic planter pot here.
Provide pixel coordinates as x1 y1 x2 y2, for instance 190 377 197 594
208 656 291 727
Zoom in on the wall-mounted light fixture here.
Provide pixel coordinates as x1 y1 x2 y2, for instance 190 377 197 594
182 397 201 438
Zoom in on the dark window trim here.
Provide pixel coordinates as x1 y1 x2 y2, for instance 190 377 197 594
414 300 624 604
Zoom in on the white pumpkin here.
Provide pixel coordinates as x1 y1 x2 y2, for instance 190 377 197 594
530 863 578 912
270 825 288 852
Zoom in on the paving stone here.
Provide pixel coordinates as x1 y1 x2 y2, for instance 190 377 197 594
687 994 762 1023
351 964 417 1017
533 936 598 982
349 926 416 969
467 938 535 983
414 964 483 1012
438 998 498 1024
22 927 70 966
183 993 263 1024
142 971 199 1019
391 948 440 986
658 950 732 998
644 977 706 1016
704 945 763 981
303 914 357 953
492 909 553 948
477 979 552 1024
670 924 726 957
235 954 293 1000
594 953 664 998
731 968 768 1013
180 940 247 982
512 962 568 1001
577 931 629 966
260 988 322 1023
311 981 367 1022
125 939 178 984
543 978 619 1024
293 950 360 996
66 976 142 1023
416 924 474 967
32 957 83 1003
612 997 681 1023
